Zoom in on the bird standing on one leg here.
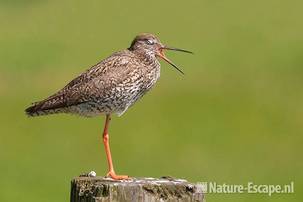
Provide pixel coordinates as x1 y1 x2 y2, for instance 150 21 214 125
25 33 192 180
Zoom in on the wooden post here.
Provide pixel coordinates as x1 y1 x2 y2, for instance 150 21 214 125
70 175 204 202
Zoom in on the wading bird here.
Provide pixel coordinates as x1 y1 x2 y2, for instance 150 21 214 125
25 33 192 180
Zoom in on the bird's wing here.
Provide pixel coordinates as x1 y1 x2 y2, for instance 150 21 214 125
59 50 131 93
31 50 138 111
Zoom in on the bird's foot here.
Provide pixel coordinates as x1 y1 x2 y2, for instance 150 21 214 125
106 171 129 180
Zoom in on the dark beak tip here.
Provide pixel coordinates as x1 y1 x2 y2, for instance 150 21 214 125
162 46 194 54
184 49 194 54
180 49 194 54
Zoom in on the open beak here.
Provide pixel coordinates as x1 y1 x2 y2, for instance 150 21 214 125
157 46 193 75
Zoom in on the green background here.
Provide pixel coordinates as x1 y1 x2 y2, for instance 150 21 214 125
0 0 302 201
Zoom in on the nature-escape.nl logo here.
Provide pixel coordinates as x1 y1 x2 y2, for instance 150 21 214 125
197 181 294 196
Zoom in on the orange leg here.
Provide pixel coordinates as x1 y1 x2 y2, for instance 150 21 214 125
102 114 129 180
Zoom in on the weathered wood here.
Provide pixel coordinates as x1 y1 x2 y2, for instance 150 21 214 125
70 175 204 202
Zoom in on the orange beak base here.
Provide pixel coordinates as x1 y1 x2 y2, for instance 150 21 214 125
156 49 185 75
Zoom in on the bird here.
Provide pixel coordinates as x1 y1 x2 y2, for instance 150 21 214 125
25 33 192 180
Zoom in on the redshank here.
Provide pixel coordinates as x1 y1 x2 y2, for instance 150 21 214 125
25 33 192 180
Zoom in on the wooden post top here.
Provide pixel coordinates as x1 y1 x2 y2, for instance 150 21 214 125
70 176 204 202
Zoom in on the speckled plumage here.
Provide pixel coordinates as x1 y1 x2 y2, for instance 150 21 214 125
26 34 162 117
25 33 192 180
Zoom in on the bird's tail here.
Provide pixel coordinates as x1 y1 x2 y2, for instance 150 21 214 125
25 94 67 117
25 102 62 117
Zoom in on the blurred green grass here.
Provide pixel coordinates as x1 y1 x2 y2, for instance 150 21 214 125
0 0 302 201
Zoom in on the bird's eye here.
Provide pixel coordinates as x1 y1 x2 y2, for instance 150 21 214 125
145 39 154 45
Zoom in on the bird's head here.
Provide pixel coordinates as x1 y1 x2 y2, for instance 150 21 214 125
129 33 193 74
